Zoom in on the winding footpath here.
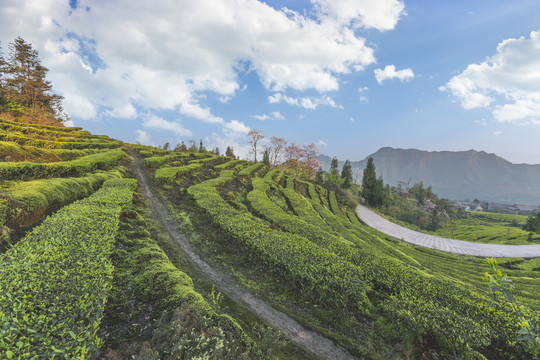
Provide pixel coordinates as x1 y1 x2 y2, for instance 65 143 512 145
356 205 540 258
130 151 356 360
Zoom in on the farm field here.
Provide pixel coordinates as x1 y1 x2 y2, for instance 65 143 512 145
432 211 540 245
1 118 539 359
386 210 540 245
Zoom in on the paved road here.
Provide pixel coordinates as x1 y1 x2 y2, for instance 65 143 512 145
356 205 540 258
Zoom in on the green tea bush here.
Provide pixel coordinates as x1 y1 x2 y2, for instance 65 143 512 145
0 178 137 359
2 166 126 228
154 163 203 187
0 149 128 180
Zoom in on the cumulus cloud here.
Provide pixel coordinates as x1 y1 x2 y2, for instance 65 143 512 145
135 130 152 144
142 114 192 136
312 0 405 31
223 120 250 134
442 30 540 124
268 93 343 110
317 140 328 146
0 0 404 128
374 65 414 84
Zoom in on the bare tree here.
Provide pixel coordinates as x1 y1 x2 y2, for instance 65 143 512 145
269 136 287 166
248 129 264 162
303 143 321 175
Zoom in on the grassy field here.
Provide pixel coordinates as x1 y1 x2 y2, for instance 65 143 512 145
433 211 540 245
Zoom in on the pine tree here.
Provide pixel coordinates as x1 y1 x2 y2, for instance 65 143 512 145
199 139 205 152
225 146 235 158
341 160 353 189
361 157 384 207
3 37 67 124
0 43 7 112
262 149 270 167
330 157 339 177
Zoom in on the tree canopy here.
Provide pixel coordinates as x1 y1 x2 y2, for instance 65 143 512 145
361 157 384 207
0 37 68 126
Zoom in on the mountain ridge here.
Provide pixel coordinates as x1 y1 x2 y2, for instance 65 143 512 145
319 147 540 205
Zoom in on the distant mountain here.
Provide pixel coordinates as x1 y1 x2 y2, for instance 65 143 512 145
319 147 540 205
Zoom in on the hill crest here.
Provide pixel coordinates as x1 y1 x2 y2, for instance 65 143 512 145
319 147 540 205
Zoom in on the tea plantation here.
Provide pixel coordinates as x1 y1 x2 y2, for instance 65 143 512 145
1 118 538 359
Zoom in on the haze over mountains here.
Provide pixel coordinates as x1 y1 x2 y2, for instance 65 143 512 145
320 147 540 205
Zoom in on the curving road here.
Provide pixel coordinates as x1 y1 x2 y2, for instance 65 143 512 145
356 205 540 258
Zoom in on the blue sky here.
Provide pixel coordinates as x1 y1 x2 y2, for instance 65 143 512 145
1 0 540 163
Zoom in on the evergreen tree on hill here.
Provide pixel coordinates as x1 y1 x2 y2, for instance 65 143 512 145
330 157 339 177
262 149 270 167
0 37 68 126
341 160 353 189
225 146 235 158
361 157 384 207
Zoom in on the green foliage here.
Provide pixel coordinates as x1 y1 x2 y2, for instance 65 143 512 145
262 149 270 167
1 166 126 228
142 152 208 168
225 146 235 158
0 140 104 162
237 162 264 177
188 173 372 308
0 129 122 149
361 157 384 207
523 213 540 234
340 160 353 189
0 149 128 180
1 37 68 123
214 159 246 171
141 146 540 359
154 163 203 187
483 258 540 358
0 178 137 359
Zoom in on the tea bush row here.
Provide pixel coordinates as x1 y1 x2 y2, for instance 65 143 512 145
0 178 137 359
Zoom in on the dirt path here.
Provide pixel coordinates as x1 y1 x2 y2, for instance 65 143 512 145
129 150 356 360
357 204 540 258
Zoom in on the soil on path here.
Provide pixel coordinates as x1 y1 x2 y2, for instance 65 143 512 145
356 204 540 258
129 150 356 360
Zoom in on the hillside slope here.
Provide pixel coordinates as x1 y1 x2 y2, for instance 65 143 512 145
141 147 540 359
320 147 540 204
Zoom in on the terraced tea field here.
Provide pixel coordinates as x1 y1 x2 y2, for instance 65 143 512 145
141 147 540 359
1 118 539 359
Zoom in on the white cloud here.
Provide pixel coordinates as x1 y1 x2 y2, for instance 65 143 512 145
180 102 224 124
0 0 402 125
312 0 406 31
493 130 502 136
223 120 250 134
374 65 414 84
135 130 152 144
474 118 487 126
268 93 343 110
442 30 540 124
253 111 285 121
357 86 369 102
142 114 192 137
349 117 355 122
317 140 328 146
